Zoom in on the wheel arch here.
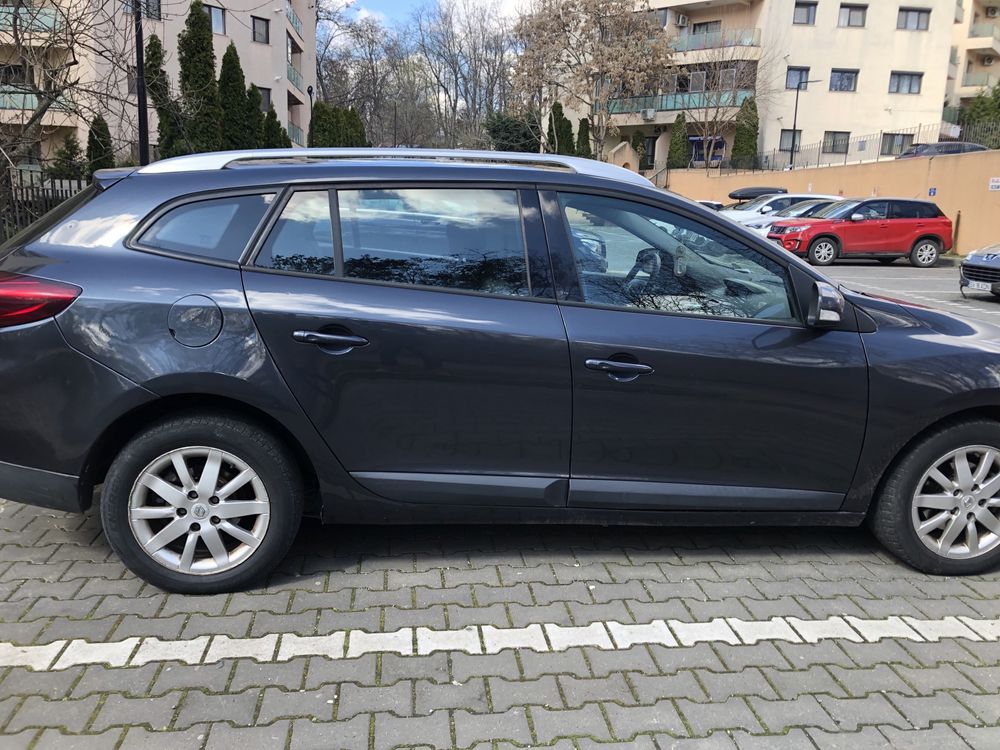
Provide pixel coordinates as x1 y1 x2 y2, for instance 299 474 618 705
911 234 944 251
79 393 321 515
809 234 842 252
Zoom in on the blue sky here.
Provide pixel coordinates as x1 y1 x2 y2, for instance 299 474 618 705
351 0 425 24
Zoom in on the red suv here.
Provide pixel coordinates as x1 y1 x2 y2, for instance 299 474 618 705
767 198 952 267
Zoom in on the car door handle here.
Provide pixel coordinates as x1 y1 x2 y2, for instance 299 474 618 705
585 359 654 379
293 330 369 351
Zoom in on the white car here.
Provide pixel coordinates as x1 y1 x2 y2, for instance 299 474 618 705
721 193 840 225
741 198 837 235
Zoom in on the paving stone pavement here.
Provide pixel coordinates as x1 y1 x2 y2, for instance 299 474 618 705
1 499 999 749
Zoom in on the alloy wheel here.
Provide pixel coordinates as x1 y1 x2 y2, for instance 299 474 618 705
915 243 938 266
127 446 270 575
812 241 836 264
910 445 1000 559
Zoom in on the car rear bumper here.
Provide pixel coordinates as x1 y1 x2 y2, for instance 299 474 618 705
0 459 84 513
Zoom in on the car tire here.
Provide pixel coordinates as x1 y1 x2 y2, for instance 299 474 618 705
877 257 896 265
869 419 1000 575
910 239 940 268
807 238 838 266
101 414 304 594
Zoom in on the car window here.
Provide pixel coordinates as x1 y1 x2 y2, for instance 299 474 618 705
339 188 529 297
814 200 859 219
856 201 888 220
890 201 919 219
558 192 796 323
916 203 942 219
769 198 798 212
256 191 335 275
139 193 275 261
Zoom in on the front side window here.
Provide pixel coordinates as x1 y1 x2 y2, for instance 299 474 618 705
881 132 915 155
889 71 923 94
139 194 275 261
558 192 796 323
793 1 817 24
822 131 851 154
779 128 802 152
855 201 888 220
898 8 930 30
839 4 867 27
786 66 810 90
256 191 335 275
204 4 225 35
340 188 529 297
830 69 859 91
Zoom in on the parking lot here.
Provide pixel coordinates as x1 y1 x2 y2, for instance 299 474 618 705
1 261 1000 750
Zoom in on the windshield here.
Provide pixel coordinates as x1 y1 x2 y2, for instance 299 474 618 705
773 200 824 218
812 200 860 219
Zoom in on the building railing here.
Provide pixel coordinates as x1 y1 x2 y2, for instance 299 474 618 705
288 122 304 146
668 27 760 53
286 63 304 92
969 22 1000 40
609 89 753 115
963 71 998 88
285 1 303 37
0 87 70 112
0 5 61 32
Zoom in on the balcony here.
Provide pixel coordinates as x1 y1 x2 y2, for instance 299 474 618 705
0 5 61 33
609 89 753 115
962 71 998 89
285 1 303 38
286 63 304 92
967 23 1000 55
0 87 70 111
288 121 304 146
669 27 760 53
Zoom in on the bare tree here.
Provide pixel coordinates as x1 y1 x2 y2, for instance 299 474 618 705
512 0 672 158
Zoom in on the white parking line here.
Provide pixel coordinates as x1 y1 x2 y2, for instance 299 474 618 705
0 616 995 672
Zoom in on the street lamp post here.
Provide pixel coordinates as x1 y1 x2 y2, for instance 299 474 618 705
306 85 313 147
132 0 149 166
788 78 821 169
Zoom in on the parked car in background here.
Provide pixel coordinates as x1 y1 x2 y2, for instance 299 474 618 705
722 186 787 210
698 200 724 211
897 142 988 159
722 193 840 224
960 247 1000 298
742 198 836 235
768 198 952 267
3 149 999 593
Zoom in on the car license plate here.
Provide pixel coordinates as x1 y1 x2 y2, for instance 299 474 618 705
968 281 991 291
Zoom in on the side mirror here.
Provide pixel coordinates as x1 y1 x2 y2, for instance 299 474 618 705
808 281 845 328
759 205 773 214
850 213 865 222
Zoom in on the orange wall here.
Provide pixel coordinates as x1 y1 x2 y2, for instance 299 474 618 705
665 151 1000 255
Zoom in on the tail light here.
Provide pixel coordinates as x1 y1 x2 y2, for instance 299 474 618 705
0 272 81 329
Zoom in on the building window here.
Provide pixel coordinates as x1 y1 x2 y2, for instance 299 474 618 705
786 66 810 90
691 20 722 35
252 16 270 44
889 71 923 94
0 65 28 85
122 0 161 20
881 132 915 155
779 129 802 152
204 4 225 35
719 68 737 89
793 2 817 25
127 66 136 95
830 69 859 91
258 87 272 113
897 8 930 30
647 9 669 28
822 131 851 154
838 4 867 27
643 136 657 170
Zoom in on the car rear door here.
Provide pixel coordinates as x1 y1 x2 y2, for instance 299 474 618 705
887 200 923 253
542 189 868 511
839 200 890 255
243 184 572 508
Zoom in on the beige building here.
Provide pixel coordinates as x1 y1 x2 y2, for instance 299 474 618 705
949 0 1000 107
611 0 962 175
1 0 315 167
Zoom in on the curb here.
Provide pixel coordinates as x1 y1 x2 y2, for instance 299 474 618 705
936 254 961 267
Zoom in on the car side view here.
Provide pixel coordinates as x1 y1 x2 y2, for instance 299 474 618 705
1 148 999 593
767 198 953 266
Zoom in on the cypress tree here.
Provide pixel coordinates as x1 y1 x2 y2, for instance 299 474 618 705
308 101 336 146
630 131 646 165
731 97 759 170
218 43 255 150
485 111 540 153
667 113 689 169
546 103 573 155
47 133 86 180
575 118 592 158
246 85 265 148
86 115 115 177
145 34 183 158
177 0 223 153
345 107 368 146
262 104 292 148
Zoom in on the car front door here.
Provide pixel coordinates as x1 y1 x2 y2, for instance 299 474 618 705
542 189 868 511
839 200 890 255
243 185 572 507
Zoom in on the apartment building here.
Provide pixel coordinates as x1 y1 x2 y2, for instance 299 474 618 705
949 0 1000 107
1 0 315 167
611 0 957 172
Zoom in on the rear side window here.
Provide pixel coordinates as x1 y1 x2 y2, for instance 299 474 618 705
916 202 943 219
339 188 529 296
138 194 275 261
890 201 919 219
256 191 335 275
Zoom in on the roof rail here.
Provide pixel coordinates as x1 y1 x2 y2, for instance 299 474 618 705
136 147 654 188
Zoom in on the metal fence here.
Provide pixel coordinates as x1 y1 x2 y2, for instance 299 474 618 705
1 172 88 242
